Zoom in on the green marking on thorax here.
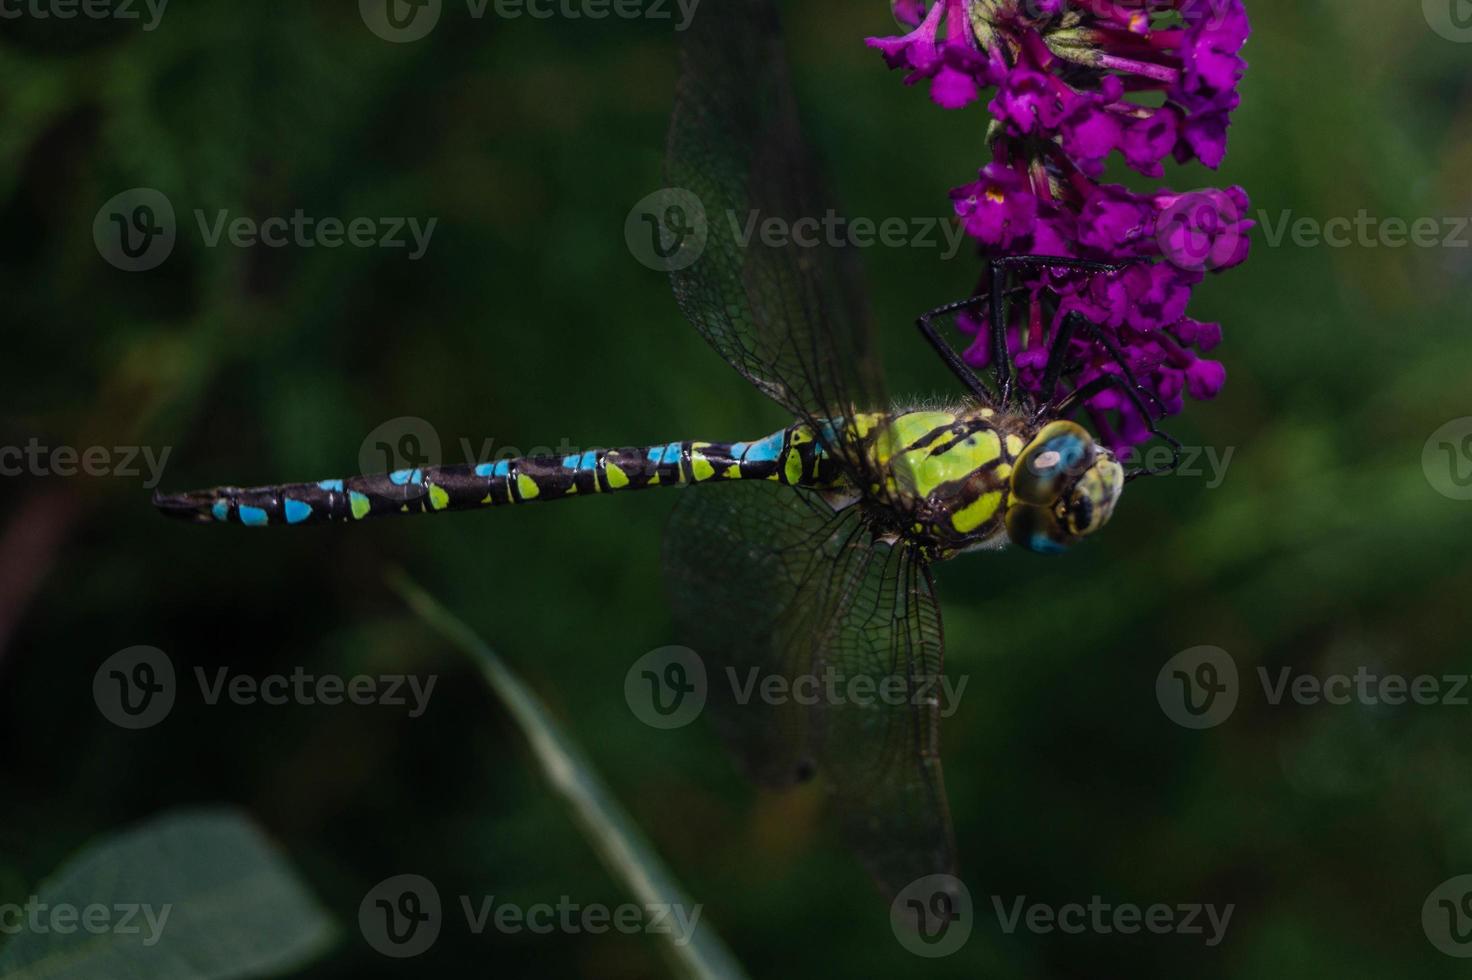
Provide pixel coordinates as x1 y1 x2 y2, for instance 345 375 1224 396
952 489 1003 534
874 411 958 465
898 429 1002 499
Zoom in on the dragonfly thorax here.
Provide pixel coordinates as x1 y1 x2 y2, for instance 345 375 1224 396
856 409 1125 559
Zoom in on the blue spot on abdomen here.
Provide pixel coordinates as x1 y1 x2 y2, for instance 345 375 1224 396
475 460 512 478
740 429 786 463
649 442 683 466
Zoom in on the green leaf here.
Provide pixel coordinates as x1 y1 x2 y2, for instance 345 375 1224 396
0 809 335 980
388 569 748 980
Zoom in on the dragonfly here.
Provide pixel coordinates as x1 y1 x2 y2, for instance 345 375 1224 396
155 0 1178 899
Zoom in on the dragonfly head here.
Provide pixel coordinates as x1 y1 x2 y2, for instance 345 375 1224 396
1005 421 1125 555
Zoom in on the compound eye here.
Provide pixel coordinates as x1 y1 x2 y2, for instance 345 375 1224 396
1005 502 1076 555
1013 421 1096 506
1065 460 1123 536
1065 491 1098 537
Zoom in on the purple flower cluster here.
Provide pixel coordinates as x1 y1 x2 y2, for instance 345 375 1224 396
869 0 1252 449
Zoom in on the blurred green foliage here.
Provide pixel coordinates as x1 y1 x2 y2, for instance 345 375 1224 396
3 1 1472 976
0 808 335 979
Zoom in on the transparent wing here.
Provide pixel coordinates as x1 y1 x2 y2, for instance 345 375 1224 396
666 0 887 482
664 483 956 898
817 531 956 899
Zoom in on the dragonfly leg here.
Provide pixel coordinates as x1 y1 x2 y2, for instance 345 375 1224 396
1035 306 1080 411
916 256 1144 412
915 297 1000 405
991 254 1138 276
996 254 1141 410
1054 372 1112 415
914 283 1030 407
1049 312 1182 479
981 255 1135 409
988 263 1013 407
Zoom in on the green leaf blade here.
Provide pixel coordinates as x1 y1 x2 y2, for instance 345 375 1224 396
0 808 335 980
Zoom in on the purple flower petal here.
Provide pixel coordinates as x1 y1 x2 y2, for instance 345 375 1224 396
951 163 1039 248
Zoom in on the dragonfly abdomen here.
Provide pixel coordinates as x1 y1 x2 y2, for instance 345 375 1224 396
154 422 844 527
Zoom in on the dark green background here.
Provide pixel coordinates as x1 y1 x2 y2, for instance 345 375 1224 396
4 1 1472 976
